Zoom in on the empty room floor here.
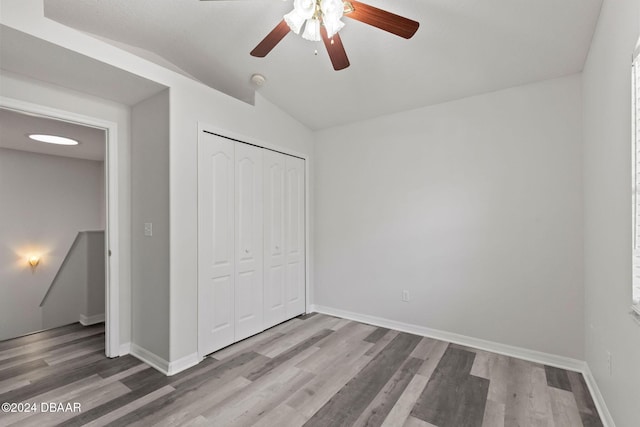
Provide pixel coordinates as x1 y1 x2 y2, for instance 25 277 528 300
0 314 603 426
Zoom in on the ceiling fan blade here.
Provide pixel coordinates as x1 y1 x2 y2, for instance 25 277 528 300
321 27 350 71
250 19 290 57
345 0 419 39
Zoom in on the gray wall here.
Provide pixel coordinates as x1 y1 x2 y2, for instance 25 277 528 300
131 89 170 360
42 231 105 328
314 75 585 359
583 0 640 425
84 231 105 318
0 148 104 340
41 233 87 329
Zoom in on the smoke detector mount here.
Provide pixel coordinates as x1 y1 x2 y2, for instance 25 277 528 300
250 73 266 87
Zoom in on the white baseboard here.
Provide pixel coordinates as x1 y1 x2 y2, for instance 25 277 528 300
128 343 200 377
129 343 170 375
79 313 105 326
167 352 201 376
310 304 585 371
310 304 615 426
582 365 616 427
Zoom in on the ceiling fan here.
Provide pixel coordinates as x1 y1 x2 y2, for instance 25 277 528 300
200 0 419 71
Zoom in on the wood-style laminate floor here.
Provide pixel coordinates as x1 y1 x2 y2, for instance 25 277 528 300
0 314 603 427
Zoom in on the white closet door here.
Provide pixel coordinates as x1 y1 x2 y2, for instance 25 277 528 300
234 143 264 341
198 132 235 356
285 156 305 317
263 150 287 329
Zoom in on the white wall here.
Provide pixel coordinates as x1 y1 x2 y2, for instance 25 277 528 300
583 0 640 425
0 148 104 340
131 89 170 360
0 70 133 346
315 75 584 359
0 2 316 364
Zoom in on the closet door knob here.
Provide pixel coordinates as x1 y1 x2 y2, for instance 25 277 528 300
245 249 249 254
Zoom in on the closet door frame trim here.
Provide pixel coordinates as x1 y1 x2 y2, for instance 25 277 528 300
197 122 310 359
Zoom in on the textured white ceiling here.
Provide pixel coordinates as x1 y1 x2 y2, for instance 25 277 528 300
0 108 106 161
43 0 603 130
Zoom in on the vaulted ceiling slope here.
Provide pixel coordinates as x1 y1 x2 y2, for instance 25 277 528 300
43 0 602 130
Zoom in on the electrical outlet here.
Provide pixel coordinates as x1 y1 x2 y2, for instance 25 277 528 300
144 222 153 237
402 290 410 302
607 351 612 376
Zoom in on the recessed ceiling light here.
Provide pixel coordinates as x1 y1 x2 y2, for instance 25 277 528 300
28 134 79 146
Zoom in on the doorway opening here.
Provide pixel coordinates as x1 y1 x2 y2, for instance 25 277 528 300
0 98 120 357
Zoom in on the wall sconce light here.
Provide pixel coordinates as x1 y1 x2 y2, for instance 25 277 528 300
28 255 40 272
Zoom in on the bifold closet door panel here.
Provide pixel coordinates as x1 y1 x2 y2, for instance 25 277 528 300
234 143 264 341
198 132 235 356
285 156 305 318
263 150 287 329
198 131 306 356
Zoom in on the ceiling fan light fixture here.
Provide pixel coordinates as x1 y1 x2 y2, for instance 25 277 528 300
323 17 344 38
284 9 306 34
321 0 345 38
302 18 321 41
321 0 344 20
286 0 345 39
293 0 316 20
